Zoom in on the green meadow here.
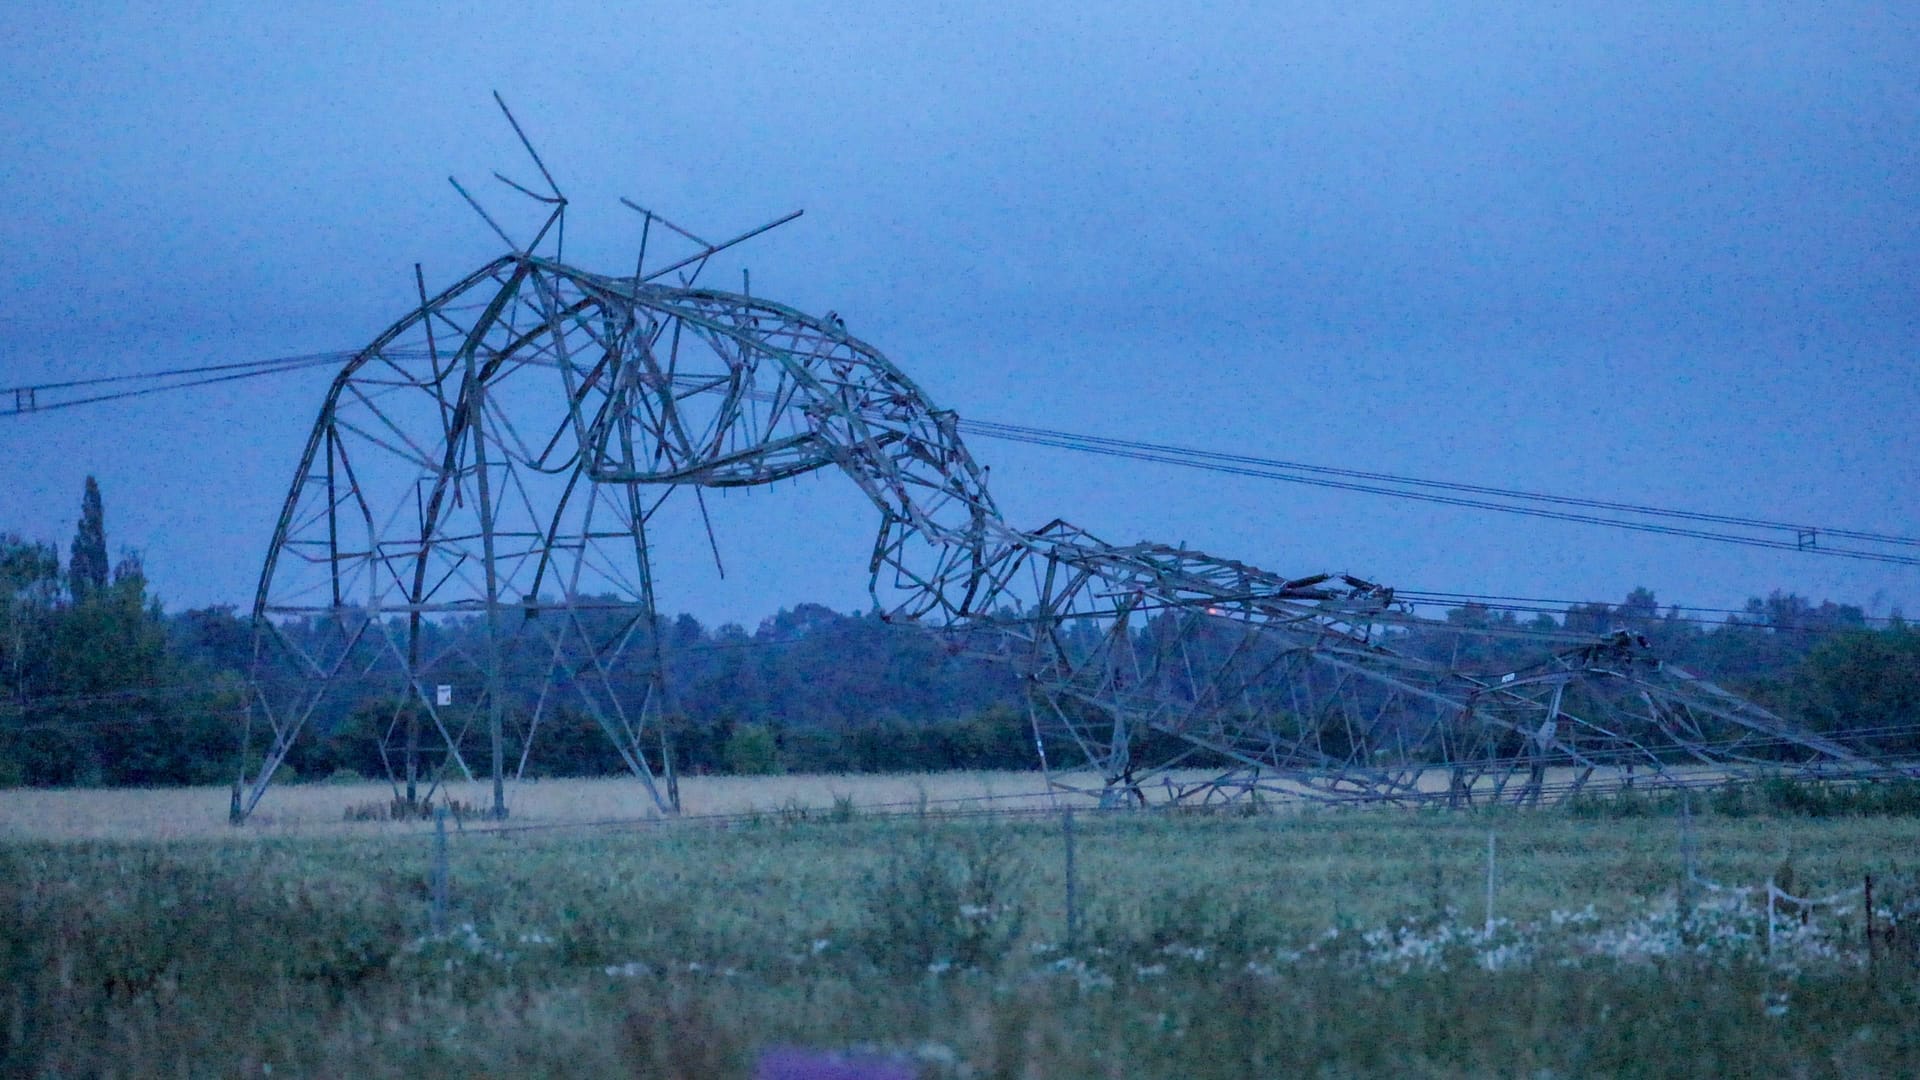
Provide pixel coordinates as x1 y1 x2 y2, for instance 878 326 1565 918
7 782 1920 1077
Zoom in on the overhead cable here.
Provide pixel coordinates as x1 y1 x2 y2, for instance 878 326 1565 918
6 351 1916 567
957 420 1920 566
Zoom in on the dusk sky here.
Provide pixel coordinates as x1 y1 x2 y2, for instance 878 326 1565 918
2 2 1915 627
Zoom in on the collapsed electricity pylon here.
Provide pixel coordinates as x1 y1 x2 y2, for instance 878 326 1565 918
234 103 1882 822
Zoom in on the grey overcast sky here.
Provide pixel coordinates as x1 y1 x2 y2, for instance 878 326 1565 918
1 2 1915 627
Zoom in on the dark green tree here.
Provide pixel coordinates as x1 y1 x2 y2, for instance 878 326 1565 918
1783 626 1920 754
1 534 61 702
0 535 62 786
723 723 781 775
1616 587 1659 629
67 476 108 604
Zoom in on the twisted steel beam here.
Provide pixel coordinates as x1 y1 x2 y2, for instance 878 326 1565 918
237 249 1883 822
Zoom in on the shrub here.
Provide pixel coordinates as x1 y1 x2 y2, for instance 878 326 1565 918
1717 777 1920 819
239 752 298 786
858 824 1025 975
1872 871 1920 966
723 725 780 775
343 796 475 822
1564 779 1920 821
1085 885 1270 966
1564 788 1683 819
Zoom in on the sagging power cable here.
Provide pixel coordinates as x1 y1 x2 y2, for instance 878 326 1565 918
5 351 1916 567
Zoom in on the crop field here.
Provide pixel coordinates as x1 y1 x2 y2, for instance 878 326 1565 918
0 766 1745 843
6 778 1920 1077
0 772 1069 843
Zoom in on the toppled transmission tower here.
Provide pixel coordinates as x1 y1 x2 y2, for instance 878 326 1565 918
234 103 1876 821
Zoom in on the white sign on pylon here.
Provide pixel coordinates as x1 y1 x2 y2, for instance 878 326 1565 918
436 684 453 707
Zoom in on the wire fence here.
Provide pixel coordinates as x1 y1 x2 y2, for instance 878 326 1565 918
391 772 1920 975
399 762 1916 841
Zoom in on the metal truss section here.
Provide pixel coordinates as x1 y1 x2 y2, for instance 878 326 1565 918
237 127 1894 820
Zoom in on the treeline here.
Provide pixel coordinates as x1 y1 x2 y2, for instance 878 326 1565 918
1425 587 1920 750
289 701 1044 782
0 479 241 786
4 478 1917 787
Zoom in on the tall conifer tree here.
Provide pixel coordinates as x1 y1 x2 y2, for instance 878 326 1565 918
68 476 108 603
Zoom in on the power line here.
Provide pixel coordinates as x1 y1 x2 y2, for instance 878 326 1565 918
958 421 1920 566
963 419 1920 548
2 353 351 417
6 350 1916 566
10 352 351 394
0 349 439 418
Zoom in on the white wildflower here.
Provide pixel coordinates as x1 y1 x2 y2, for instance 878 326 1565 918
913 1042 960 1067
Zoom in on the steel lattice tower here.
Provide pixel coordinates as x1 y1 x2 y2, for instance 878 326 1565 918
233 103 1886 822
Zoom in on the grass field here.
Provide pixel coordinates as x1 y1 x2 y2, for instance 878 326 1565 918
6 777 1920 1076
0 772 1068 842
0 765 1744 842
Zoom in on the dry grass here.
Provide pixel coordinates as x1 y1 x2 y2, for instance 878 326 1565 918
7 800 1920 1077
0 772 1062 842
8 776 1920 1075
0 764 1738 842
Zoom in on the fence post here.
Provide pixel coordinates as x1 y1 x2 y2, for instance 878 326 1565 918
1672 794 1700 945
1484 831 1496 935
1063 808 1079 950
1865 873 1876 966
1678 795 1697 889
431 804 449 936
1765 878 1776 956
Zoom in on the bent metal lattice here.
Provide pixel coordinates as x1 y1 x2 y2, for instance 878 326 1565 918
234 100 1884 822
